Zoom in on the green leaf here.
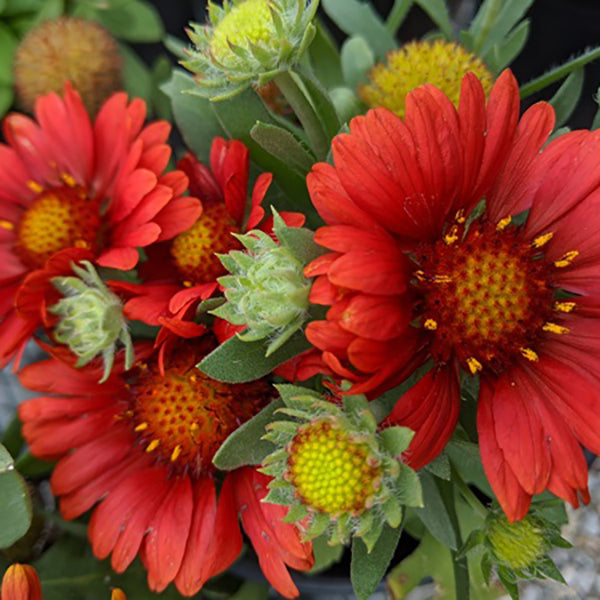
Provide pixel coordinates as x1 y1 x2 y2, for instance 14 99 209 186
446 438 493 497
275 383 323 406
0 22 17 85
212 399 281 470
520 46 600 99
163 34 187 59
95 0 164 42
119 44 153 105
295 68 341 142
31 0 63 24
211 88 310 207
162 70 224 164
310 534 344 573
380 426 414 455
321 0 396 60
151 55 173 121
414 472 459 550
341 36 375 90
548 69 584 129
425 452 451 480
484 19 530 73
0 444 32 549
229 581 269 600
250 122 314 174
198 329 311 383
276 225 325 264
413 0 453 40
351 523 401 600
2 0 42 15
386 0 413 34
1 415 24 459
472 0 533 56
14 452 54 478
308 21 344 89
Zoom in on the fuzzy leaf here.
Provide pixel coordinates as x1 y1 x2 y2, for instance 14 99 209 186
162 70 224 164
250 122 314 174
351 523 401 600
212 399 282 470
485 19 530 73
548 68 584 129
321 0 396 60
308 21 344 88
95 0 164 42
310 534 344 573
341 35 375 90
414 472 459 550
380 426 414 456
0 444 32 549
275 224 325 265
413 0 453 39
211 87 310 206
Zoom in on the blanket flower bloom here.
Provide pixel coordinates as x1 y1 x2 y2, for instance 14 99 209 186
116 138 304 361
305 68 600 521
0 85 201 367
17 337 313 598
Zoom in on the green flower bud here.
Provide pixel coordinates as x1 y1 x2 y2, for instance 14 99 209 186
183 0 319 99
49 261 133 382
212 221 311 356
488 513 547 571
261 388 423 551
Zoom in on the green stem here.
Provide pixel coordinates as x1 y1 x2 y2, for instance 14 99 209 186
452 468 489 521
273 70 329 159
520 46 600 98
386 0 412 34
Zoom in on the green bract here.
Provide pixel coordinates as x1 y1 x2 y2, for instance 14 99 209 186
211 216 311 356
49 261 134 383
260 389 423 552
183 0 319 99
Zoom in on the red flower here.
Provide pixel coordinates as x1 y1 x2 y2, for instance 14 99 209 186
115 138 304 360
305 69 600 520
1 564 42 600
17 338 313 597
0 84 201 367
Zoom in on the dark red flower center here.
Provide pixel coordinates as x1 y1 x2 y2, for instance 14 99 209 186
15 182 102 268
125 344 272 476
417 220 559 373
170 203 242 287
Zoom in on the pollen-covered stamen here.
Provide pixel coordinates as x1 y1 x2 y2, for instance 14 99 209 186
286 419 382 516
170 203 242 286
418 221 556 371
125 347 271 476
15 185 101 268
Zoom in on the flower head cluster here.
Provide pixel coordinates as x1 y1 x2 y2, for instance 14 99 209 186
183 0 318 99
213 213 312 355
261 388 422 550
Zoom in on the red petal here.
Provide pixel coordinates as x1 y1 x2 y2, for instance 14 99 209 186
384 366 460 469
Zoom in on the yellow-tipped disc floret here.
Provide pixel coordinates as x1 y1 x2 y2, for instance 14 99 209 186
359 40 494 117
488 515 547 570
286 419 382 516
14 16 122 115
210 0 277 67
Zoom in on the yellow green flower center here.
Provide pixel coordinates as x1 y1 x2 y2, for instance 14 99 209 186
420 221 555 373
488 516 547 570
15 184 101 268
286 419 382 516
359 40 494 118
210 0 277 67
170 203 241 286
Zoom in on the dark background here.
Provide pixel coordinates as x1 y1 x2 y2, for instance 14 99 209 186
145 0 600 129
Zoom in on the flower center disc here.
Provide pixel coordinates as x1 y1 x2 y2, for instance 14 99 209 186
420 222 554 370
16 186 101 268
286 420 382 516
128 348 271 475
170 203 242 286
210 0 276 67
